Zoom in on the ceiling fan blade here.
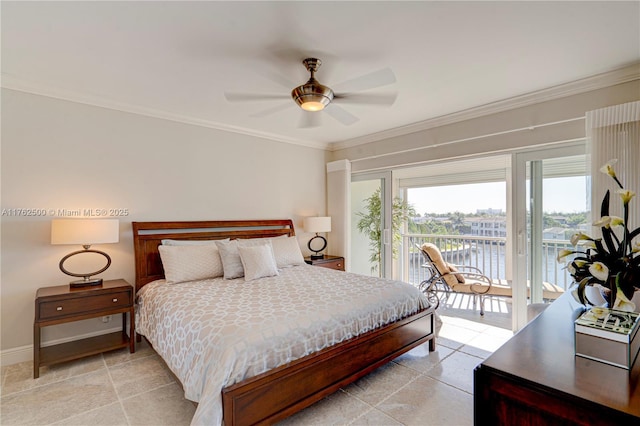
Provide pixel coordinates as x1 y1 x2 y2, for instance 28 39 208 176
250 102 294 118
298 111 322 129
324 104 359 126
224 92 289 102
333 92 397 106
260 68 297 89
332 68 396 93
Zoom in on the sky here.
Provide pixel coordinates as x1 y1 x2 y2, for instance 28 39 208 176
407 176 588 215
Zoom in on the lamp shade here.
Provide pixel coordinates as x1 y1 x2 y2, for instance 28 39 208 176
304 216 331 233
51 219 119 245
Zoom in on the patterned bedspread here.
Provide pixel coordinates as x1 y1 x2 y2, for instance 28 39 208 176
136 264 430 425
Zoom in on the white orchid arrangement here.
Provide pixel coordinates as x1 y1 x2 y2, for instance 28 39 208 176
557 159 640 312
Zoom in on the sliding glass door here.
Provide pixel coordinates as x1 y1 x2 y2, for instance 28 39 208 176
511 145 586 330
351 172 392 278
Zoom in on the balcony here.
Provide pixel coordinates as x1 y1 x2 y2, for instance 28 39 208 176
400 233 574 328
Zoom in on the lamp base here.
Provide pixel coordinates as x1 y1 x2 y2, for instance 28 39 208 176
310 254 325 260
70 277 103 288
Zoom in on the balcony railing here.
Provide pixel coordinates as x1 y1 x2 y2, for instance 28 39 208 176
401 233 574 291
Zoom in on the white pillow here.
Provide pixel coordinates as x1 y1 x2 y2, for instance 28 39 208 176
270 236 305 268
158 244 224 284
216 238 277 279
215 239 244 279
238 244 279 281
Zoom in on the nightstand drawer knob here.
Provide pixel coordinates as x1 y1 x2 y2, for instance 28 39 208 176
56 306 63 311
112 298 118 302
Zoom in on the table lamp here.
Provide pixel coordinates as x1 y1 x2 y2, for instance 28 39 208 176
304 216 331 259
51 218 119 288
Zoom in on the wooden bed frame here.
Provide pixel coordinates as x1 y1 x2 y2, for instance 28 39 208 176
132 219 436 425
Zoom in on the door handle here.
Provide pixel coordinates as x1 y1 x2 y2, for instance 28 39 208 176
518 231 524 256
383 229 391 245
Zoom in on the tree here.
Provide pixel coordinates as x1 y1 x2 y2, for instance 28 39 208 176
450 211 465 231
543 213 561 229
356 188 416 276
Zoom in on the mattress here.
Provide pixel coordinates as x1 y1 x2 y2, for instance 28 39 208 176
136 264 430 425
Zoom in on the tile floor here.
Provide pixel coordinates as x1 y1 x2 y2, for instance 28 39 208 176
1 314 513 425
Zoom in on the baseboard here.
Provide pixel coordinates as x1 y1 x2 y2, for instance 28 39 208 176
1 327 122 367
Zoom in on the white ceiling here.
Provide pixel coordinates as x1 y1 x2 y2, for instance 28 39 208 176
2 1 639 149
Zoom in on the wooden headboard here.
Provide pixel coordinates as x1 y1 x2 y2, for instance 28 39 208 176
131 219 296 293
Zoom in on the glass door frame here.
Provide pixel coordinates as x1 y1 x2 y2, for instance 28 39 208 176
511 143 585 331
351 171 393 279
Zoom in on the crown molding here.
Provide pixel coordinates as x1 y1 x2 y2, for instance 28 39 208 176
3 62 637 154
330 63 640 152
0 75 330 151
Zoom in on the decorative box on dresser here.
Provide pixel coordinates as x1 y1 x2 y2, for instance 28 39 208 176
304 255 345 271
474 291 640 425
33 279 135 378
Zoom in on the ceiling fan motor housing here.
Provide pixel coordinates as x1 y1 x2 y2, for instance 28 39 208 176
291 58 334 111
291 80 334 111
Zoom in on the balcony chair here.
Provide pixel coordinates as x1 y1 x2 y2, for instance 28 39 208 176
417 243 564 316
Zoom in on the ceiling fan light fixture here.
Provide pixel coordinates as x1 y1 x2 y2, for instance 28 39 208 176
291 81 334 112
300 99 326 112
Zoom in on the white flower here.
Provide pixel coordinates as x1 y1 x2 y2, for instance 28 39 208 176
617 188 636 205
570 286 581 304
609 216 624 228
613 288 636 312
574 259 588 268
557 249 573 262
593 216 611 228
570 232 592 246
600 159 618 178
588 262 609 282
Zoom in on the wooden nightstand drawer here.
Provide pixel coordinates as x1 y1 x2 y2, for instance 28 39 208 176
304 255 345 271
39 291 131 320
317 258 344 270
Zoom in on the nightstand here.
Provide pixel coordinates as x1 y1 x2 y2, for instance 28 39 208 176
304 255 345 271
33 279 135 378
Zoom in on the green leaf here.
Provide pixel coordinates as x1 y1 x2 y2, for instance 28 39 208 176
599 191 618 255
576 277 591 305
600 190 610 217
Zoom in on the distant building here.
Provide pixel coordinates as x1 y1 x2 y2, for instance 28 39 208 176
550 216 568 225
543 227 567 240
466 217 507 237
578 223 590 232
476 208 504 216
412 215 427 224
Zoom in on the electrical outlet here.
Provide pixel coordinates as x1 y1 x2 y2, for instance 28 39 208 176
101 315 111 323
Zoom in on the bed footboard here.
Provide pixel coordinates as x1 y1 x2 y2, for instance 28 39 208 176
222 308 435 426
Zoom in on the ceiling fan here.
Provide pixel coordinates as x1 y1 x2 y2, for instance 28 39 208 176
224 58 397 126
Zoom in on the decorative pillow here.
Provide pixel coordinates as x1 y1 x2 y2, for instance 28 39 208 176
215 239 244 279
270 236 305 268
448 263 466 283
162 238 229 246
158 244 224 284
216 238 279 279
238 244 279 281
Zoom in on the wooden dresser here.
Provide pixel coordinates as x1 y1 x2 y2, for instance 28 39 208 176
474 291 640 425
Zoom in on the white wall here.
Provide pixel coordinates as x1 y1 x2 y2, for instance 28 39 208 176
0 89 329 363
